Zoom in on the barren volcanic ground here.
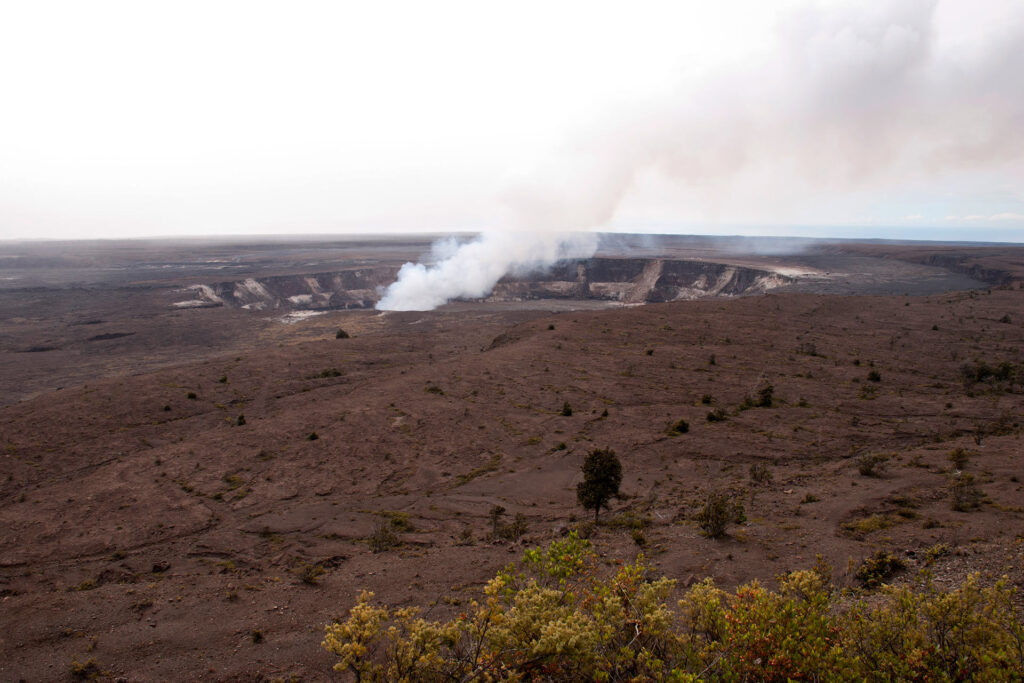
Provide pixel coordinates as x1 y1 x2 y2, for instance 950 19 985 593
0 237 1023 681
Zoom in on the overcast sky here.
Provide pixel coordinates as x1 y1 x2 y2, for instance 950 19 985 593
1 0 1022 242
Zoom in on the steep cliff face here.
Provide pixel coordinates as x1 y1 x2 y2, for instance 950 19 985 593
175 268 399 310
914 254 1013 286
489 258 790 303
175 258 791 311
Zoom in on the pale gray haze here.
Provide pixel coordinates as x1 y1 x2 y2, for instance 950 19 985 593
2 0 1023 249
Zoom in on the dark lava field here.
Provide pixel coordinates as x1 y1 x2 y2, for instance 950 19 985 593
0 235 1022 681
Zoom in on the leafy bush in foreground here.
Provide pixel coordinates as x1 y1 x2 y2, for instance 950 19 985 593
322 536 1024 681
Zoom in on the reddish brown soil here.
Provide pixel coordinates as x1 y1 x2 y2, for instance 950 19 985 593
2 286 1023 681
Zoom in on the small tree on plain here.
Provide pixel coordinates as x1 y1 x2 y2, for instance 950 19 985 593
488 505 505 538
576 448 622 524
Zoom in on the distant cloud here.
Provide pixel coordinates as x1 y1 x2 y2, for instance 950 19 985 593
509 0 1024 238
945 213 1024 222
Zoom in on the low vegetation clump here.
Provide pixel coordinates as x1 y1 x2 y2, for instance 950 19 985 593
69 658 104 680
323 536 1024 681
855 550 906 588
856 453 889 477
948 447 971 470
298 563 326 585
706 408 727 422
368 520 401 553
749 462 772 484
950 473 984 511
335 329 350 339
960 359 1020 391
453 453 502 487
696 491 746 538
487 505 529 541
666 418 689 435
842 513 896 536
740 382 774 410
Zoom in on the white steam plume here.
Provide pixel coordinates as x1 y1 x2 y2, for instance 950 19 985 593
377 0 1024 311
376 231 597 311
376 148 612 311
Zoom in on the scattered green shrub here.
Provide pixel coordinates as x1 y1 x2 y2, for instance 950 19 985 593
706 408 727 422
488 505 528 540
335 329 350 339
842 513 896 535
69 658 103 680
498 513 529 541
739 382 774 410
383 511 414 532
298 563 325 585
950 473 984 511
560 401 573 416
667 418 689 435
368 520 400 553
855 550 905 588
960 359 1020 391
924 543 951 564
696 491 746 538
948 447 970 469
867 370 882 382
749 463 772 485
857 453 889 477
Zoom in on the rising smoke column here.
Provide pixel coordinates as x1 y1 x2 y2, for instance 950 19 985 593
376 146 622 311
377 0 1024 311
376 231 598 311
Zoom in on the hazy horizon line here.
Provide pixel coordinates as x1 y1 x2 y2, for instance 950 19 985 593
1 227 1021 247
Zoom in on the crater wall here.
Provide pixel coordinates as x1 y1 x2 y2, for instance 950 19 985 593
178 258 791 311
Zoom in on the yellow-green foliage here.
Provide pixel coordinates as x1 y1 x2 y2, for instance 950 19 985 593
322 535 1024 682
